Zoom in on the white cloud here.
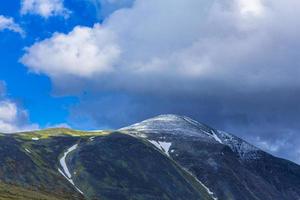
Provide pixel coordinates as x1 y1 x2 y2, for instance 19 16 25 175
0 83 38 133
21 0 70 18
0 100 39 133
0 15 24 35
0 101 18 123
91 0 134 18
21 24 120 78
237 0 265 17
22 0 300 94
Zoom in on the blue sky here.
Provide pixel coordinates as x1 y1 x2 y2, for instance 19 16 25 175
0 0 134 130
0 0 300 164
0 0 102 128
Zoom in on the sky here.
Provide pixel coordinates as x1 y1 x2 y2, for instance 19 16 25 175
0 0 300 164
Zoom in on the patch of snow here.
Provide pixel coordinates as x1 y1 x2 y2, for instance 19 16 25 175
148 140 161 150
58 168 84 194
120 115 223 144
200 182 218 200
137 133 148 138
122 114 261 161
31 137 39 141
217 130 260 160
60 144 78 178
211 130 223 144
182 168 218 200
59 144 84 195
25 148 31 153
148 140 172 156
160 141 172 156
120 115 209 137
58 168 74 185
182 116 203 128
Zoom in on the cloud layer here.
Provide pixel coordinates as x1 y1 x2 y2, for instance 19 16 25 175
21 24 120 77
21 0 300 93
0 82 38 133
21 0 70 18
21 0 300 163
0 15 24 35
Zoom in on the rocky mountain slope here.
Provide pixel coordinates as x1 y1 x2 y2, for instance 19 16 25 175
121 115 300 200
0 115 299 200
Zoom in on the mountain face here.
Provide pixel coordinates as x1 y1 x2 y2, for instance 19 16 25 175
0 115 299 200
121 115 300 200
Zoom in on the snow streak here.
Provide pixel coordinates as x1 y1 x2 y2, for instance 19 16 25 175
58 144 84 194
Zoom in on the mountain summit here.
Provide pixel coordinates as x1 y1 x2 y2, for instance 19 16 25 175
121 114 259 160
0 115 299 200
121 114 220 139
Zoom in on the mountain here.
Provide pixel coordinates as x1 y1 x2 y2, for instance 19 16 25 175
0 115 299 200
121 115 300 200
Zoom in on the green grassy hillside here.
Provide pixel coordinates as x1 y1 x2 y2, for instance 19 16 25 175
69 133 214 200
0 182 69 200
0 129 214 200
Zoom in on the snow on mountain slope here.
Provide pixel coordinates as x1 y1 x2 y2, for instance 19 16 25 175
148 140 172 156
58 144 84 194
120 114 223 143
121 114 260 160
217 130 261 160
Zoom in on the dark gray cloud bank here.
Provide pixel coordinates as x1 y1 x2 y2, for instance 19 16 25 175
21 0 300 164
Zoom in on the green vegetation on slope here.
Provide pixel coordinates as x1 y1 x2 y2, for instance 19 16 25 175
0 182 69 200
0 129 216 200
15 128 111 140
0 135 84 200
70 133 214 200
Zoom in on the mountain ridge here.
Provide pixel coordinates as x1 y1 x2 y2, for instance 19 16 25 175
121 114 261 160
121 114 300 200
0 114 299 200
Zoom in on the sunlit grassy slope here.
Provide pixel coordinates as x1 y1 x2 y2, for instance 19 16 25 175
0 182 69 200
15 128 111 140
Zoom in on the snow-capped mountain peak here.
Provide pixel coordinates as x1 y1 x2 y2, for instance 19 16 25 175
120 114 260 160
120 114 220 141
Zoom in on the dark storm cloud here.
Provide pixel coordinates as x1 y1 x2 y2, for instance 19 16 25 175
69 86 300 163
